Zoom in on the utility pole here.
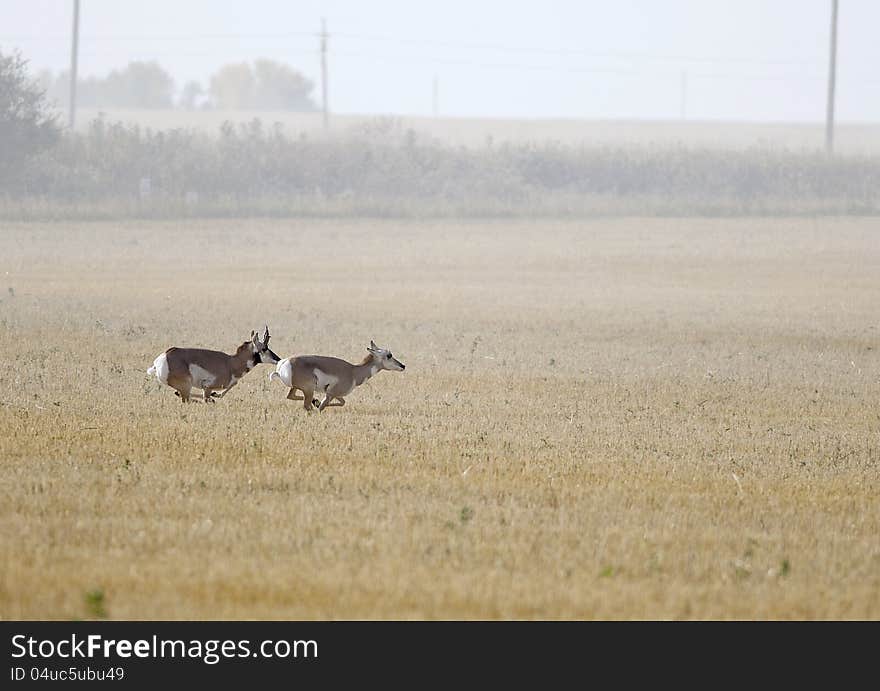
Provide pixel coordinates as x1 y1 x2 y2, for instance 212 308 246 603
432 75 439 118
69 0 80 129
320 18 329 130
679 70 688 121
825 0 839 154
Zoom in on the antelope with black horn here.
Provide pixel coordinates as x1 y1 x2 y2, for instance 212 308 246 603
147 326 280 403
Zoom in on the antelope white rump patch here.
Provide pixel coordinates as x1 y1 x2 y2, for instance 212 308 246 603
272 358 293 386
151 353 170 384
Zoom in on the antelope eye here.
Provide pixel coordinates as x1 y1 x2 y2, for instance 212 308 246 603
387 352 392 358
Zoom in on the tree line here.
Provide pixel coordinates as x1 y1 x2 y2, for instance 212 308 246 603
2 49 879 219
37 58 317 111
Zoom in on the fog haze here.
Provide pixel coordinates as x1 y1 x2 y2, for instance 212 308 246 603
3 0 880 122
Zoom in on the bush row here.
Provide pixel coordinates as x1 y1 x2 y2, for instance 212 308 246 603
5 117 879 218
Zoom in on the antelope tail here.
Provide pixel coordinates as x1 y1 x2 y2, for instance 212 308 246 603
147 365 156 376
268 371 281 383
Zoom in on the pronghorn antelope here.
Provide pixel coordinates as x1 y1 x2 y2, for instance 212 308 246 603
269 340 405 411
147 327 280 403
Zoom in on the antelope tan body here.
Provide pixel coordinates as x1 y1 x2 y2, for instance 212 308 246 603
270 341 405 411
148 328 280 403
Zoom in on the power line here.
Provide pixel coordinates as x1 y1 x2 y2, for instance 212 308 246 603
25 45 880 89
326 48 880 88
329 50 836 83
331 50 645 75
1 30 824 67
331 31 825 66
0 32 317 42
76 50 318 59
11 18 880 95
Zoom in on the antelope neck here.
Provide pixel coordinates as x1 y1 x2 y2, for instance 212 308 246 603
232 347 257 376
353 360 381 386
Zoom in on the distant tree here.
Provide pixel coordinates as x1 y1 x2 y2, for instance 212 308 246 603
252 59 316 110
36 61 175 109
179 80 205 110
0 50 60 185
209 59 316 110
100 61 175 108
209 62 255 110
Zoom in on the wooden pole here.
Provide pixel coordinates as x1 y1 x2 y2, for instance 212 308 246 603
825 0 839 154
69 0 80 129
321 18 329 130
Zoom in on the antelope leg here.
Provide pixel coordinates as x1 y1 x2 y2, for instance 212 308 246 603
320 396 345 410
213 382 239 399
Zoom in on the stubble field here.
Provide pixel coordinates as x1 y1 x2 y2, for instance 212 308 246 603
0 216 878 619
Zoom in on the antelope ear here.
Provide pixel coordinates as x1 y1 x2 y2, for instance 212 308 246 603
370 340 378 350
263 325 270 344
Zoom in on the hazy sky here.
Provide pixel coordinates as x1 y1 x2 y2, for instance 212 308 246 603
3 0 879 121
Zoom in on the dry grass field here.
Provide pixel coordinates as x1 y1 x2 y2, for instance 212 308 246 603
0 216 878 619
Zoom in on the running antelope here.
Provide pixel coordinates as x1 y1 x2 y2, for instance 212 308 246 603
269 340 405 411
147 327 280 403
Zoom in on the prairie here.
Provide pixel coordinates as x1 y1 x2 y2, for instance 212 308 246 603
0 217 878 619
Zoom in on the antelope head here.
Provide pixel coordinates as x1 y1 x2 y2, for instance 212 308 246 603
368 340 405 371
251 326 281 366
